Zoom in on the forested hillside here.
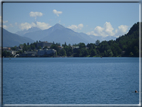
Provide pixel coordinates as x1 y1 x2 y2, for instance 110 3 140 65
60 22 140 57
115 22 140 57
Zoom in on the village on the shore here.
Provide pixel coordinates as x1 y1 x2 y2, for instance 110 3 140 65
2 41 80 57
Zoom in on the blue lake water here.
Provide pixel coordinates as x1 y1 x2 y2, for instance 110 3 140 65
3 57 139 104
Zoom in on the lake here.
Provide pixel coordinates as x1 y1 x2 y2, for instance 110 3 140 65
3 57 139 104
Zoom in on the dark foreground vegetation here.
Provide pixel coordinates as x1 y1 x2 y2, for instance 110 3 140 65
3 22 141 57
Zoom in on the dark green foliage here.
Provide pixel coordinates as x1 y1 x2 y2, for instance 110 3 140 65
11 46 17 50
58 49 66 56
95 40 100 46
3 51 13 57
78 43 86 49
16 50 23 54
64 45 73 56
50 44 59 52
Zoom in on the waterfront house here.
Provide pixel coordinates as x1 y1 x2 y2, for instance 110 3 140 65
20 51 37 57
37 49 56 56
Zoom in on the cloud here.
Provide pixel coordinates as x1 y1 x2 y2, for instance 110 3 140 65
118 25 128 33
78 24 84 30
0 16 8 23
36 21 51 30
29 11 43 17
15 22 18 26
94 26 104 33
68 24 84 31
19 22 33 30
86 31 97 36
3 25 8 29
104 22 114 36
53 9 62 16
19 21 51 30
86 22 128 37
3 20 8 23
0 16 13 29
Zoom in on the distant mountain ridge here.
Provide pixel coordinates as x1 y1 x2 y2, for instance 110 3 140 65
16 27 41 36
2 28 34 47
21 23 116 45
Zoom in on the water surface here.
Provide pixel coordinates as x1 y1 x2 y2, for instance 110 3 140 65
3 57 139 104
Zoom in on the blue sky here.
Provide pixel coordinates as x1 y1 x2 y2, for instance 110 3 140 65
1 1 139 38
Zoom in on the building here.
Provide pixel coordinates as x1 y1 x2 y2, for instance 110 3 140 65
46 49 56 55
37 49 56 56
6 50 17 56
37 41 52 48
72 46 79 49
37 49 46 56
19 51 37 57
3 47 11 51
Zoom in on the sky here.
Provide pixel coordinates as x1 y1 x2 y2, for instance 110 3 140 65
1 1 139 38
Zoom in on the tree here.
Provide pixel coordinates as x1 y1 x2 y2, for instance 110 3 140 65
107 49 113 57
87 43 95 50
31 44 35 50
50 44 59 51
58 49 66 56
11 46 17 51
90 49 97 57
3 51 12 57
78 43 85 49
95 40 100 46
38 46 42 49
64 45 73 56
16 50 23 54
129 52 134 57
62 42 67 48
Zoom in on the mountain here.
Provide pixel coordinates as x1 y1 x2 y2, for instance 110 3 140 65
2 28 34 47
16 27 41 36
22 23 116 45
115 22 140 57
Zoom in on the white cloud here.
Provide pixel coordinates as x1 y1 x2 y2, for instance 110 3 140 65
36 21 51 30
104 22 114 36
53 9 62 16
94 26 107 37
9 24 13 27
0 16 8 23
19 21 51 30
78 24 84 30
86 31 97 36
94 26 104 36
19 22 33 30
86 22 129 37
0 16 13 29
118 25 128 33
68 25 78 30
68 24 84 31
3 20 8 23
29 11 43 17
15 22 18 26
3 25 8 29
